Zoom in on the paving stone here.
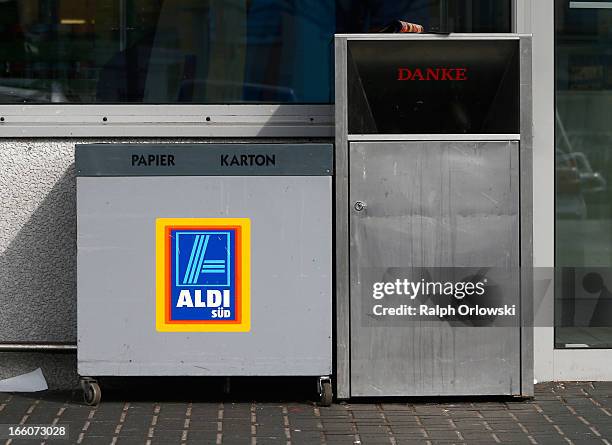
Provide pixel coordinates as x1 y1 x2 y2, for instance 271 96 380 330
84 420 121 436
22 411 60 424
80 438 115 445
471 403 508 410
114 439 148 445
345 404 379 411
115 427 152 437
493 432 534 443
380 404 413 411
253 438 286 445
119 415 153 428
529 436 569 445
186 419 218 429
424 429 462 439
459 430 497 440
288 421 320 430
452 420 488 429
353 411 385 419
428 442 470 445
52 420 87 437
521 425 559 434
188 414 219 424
355 424 389 434
154 417 188 429
356 435 394 444
256 427 286 436
446 410 482 418
324 437 359 445
384 414 420 422
184 430 218 441
222 432 255 442
320 411 352 419
504 403 537 410
1 441 46 445
391 429 428 438
414 406 448 415
321 418 354 424
420 418 453 427
290 430 322 442
485 421 526 430
565 441 608 445
563 431 603 440
291 439 324 445
393 439 433 445
324 426 357 434
189 406 220 415
479 410 514 419
89 412 123 422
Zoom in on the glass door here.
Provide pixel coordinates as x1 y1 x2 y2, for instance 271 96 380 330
556 0 612 348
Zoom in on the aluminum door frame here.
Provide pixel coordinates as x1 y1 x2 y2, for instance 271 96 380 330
334 34 533 399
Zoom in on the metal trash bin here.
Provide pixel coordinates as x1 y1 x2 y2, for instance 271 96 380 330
334 34 533 398
76 143 333 405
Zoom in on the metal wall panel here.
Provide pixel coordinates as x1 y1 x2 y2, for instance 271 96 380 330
348 141 521 396
77 175 332 376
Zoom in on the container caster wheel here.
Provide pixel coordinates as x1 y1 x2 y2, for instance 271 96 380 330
318 377 332 407
82 379 101 406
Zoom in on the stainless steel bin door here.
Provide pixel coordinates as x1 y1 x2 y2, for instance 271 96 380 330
349 141 521 396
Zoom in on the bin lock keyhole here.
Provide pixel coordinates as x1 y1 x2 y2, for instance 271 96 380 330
354 201 367 212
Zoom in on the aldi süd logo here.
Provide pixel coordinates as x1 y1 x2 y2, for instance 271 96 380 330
156 218 250 332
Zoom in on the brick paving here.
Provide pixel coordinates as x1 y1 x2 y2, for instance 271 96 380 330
1 382 612 444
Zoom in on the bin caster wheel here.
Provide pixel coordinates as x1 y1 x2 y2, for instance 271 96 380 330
82 380 101 406
318 377 332 407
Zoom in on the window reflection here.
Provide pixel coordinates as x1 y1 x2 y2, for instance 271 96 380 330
0 0 510 104
556 0 612 348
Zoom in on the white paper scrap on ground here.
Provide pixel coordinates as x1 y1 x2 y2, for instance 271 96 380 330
0 368 48 392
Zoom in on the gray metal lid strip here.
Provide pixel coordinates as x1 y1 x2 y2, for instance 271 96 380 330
76 144 333 177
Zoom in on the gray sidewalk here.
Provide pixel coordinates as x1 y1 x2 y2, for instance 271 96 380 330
1 382 612 445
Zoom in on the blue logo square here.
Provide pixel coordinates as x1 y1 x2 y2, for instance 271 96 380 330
170 229 236 321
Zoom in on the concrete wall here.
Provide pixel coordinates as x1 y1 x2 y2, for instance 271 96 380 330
0 140 77 344
0 139 76 388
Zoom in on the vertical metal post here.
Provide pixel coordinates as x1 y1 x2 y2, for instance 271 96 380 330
334 36 350 399
520 35 535 397
440 0 449 32
513 0 532 33
119 0 127 52
466 0 474 31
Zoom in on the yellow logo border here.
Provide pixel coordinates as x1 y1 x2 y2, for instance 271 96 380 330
155 217 251 332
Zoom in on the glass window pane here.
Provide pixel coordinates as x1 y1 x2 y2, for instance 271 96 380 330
0 0 510 104
555 0 612 348
346 39 520 134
